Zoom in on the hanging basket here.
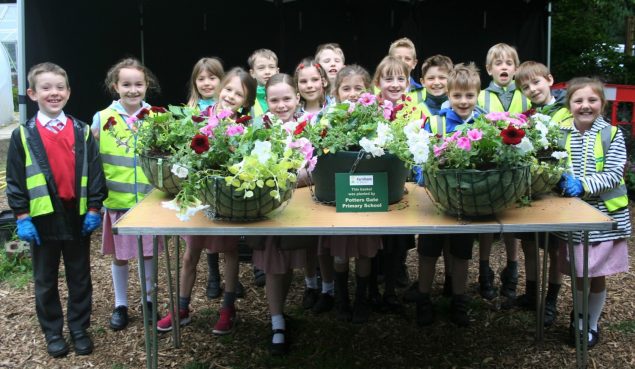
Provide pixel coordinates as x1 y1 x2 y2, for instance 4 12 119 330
424 165 530 217
311 150 409 204
198 175 293 221
528 162 564 198
139 153 183 196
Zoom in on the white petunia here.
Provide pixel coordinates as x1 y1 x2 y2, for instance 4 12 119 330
515 137 535 155
170 163 189 178
551 151 568 160
251 140 272 164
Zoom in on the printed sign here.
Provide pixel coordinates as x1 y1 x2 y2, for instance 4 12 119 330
335 172 388 212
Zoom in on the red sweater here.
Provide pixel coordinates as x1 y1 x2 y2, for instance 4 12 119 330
35 118 76 203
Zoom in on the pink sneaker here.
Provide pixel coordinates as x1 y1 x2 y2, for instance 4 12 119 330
157 308 191 332
212 306 236 335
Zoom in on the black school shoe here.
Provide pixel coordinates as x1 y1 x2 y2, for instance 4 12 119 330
302 288 320 310
416 294 435 326
70 330 93 355
269 329 288 356
46 334 69 358
478 267 497 300
312 293 334 314
568 311 600 348
499 266 518 299
450 295 471 327
109 305 129 331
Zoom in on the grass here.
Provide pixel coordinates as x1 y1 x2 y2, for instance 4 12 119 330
0 247 32 288
607 319 635 334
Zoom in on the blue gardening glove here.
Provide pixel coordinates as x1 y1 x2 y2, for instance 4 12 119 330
16 216 41 246
413 166 425 186
82 212 102 236
559 173 584 197
557 173 571 191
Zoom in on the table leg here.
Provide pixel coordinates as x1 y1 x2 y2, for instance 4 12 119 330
152 236 159 369
538 233 549 341
581 231 590 369
173 236 181 347
137 235 152 369
534 232 543 341
164 236 179 347
567 232 583 368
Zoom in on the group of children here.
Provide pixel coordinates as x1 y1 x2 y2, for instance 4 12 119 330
7 37 630 358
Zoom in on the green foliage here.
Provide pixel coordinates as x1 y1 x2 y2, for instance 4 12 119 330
12 86 17 112
0 247 32 288
607 319 635 334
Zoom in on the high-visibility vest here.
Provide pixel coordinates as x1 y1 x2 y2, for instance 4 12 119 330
411 89 433 120
560 125 628 212
478 89 530 114
20 123 89 216
98 109 152 209
250 100 265 119
551 107 573 128
428 115 447 137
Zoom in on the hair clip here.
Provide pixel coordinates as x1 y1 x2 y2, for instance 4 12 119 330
298 63 304 69
314 63 321 70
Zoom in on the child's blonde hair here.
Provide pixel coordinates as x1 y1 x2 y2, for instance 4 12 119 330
420 55 454 78
314 43 345 64
485 43 520 68
388 37 417 59
219 67 257 113
104 57 160 97
447 63 481 93
247 49 278 69
565 77 607 112
27 62 69 90
372 56 409 87
514 61 551 86
293 58 329 107
187 57 225 108
334 65 371 102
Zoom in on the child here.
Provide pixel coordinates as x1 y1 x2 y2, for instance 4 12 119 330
315 43 345 99
248 48 279 118
185 56 229 299
91 57 163 331
186 57 225 112
316 65 383 322
416 54 454 119
476 43 531 301
373 56 420 305
416 63 482 327
388 37 422 91
156 67 255 335
557 77 630 348
252 73 312 355
7 62 107 357
294 57 329 116
512 61 572 325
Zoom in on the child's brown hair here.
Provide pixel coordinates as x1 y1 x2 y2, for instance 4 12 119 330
565 77 606 111
314 43 345 64
293 58 329 107
388 37 417 60
447 63 481 93
514 61 551 86
104 57 160 97
333 64 371 103
247 49 278 69
27 62 69 90
219 67 257 112
187 57 225 108
420 55 453 79
372 56 409 87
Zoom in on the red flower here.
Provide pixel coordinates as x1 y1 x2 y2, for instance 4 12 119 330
500 124 525 145
522 108 537 117
136 108 150 120
294 121 307 135
103 116 117 131
191 115 205 123
389 104 404 121
190 134 210 154
150 106 167 113
235 115 252 125
262 114 272 128
320 128 328 138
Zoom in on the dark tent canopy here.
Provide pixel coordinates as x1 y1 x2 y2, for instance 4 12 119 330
25 0 548 120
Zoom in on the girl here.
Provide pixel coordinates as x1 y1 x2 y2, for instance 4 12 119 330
156 65 253 335
91 58 162 330
186 57 225 111
319 65 383 323
292 59 335 313
557 77 631 348
373 56 420 310
252 73 312 355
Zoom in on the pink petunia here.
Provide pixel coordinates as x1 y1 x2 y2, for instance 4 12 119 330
467 128 483 141
508 118 525 127
199 124 215 137
207 114 219 129
359 93 376 106
485 112 509 121
456 137 472 151
217 109 233 119
447 130 462 142
433 144 446 157
226 124 245 136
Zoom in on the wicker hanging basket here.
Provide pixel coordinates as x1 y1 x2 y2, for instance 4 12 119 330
139 153 183 196
528 161 564 198
198 175 293 221
424 165 530 217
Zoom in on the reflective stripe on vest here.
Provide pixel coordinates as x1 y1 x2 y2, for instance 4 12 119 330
411 89 432 120
478 89 529 114
428 115 447 137
560 125 628 212
20 124 89 216
98 109 151 209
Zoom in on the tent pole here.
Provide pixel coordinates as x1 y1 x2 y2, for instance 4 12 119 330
547 2 552 69
17 0 26 123
139 1 145 64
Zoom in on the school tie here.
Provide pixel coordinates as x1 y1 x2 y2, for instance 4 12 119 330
48 119 65 134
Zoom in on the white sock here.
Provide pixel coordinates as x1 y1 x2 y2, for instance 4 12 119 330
305 276 318 289
322 281 335 296
588 290 607 331
271 314 285 344
112 263 129 307
143 259 154 302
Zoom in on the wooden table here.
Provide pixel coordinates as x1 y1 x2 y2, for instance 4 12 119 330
114 184 616 369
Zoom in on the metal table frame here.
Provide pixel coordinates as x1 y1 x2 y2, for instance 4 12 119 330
114 185 616 369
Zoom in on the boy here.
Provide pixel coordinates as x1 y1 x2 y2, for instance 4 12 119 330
416 63 483 327
388 37 422 91
315 43 345 97
512 60 572 326
248 48 279 118
416 54 454 119
476 43 531 301
6 63 107 357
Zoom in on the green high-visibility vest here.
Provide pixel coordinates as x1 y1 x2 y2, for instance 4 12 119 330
478 89 530 114
560 125 628 212
20 123 89 216
551 107 574 128
98 109 152 209
428 115 447 137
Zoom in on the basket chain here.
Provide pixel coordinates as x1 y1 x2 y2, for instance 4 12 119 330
157 157 164 188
